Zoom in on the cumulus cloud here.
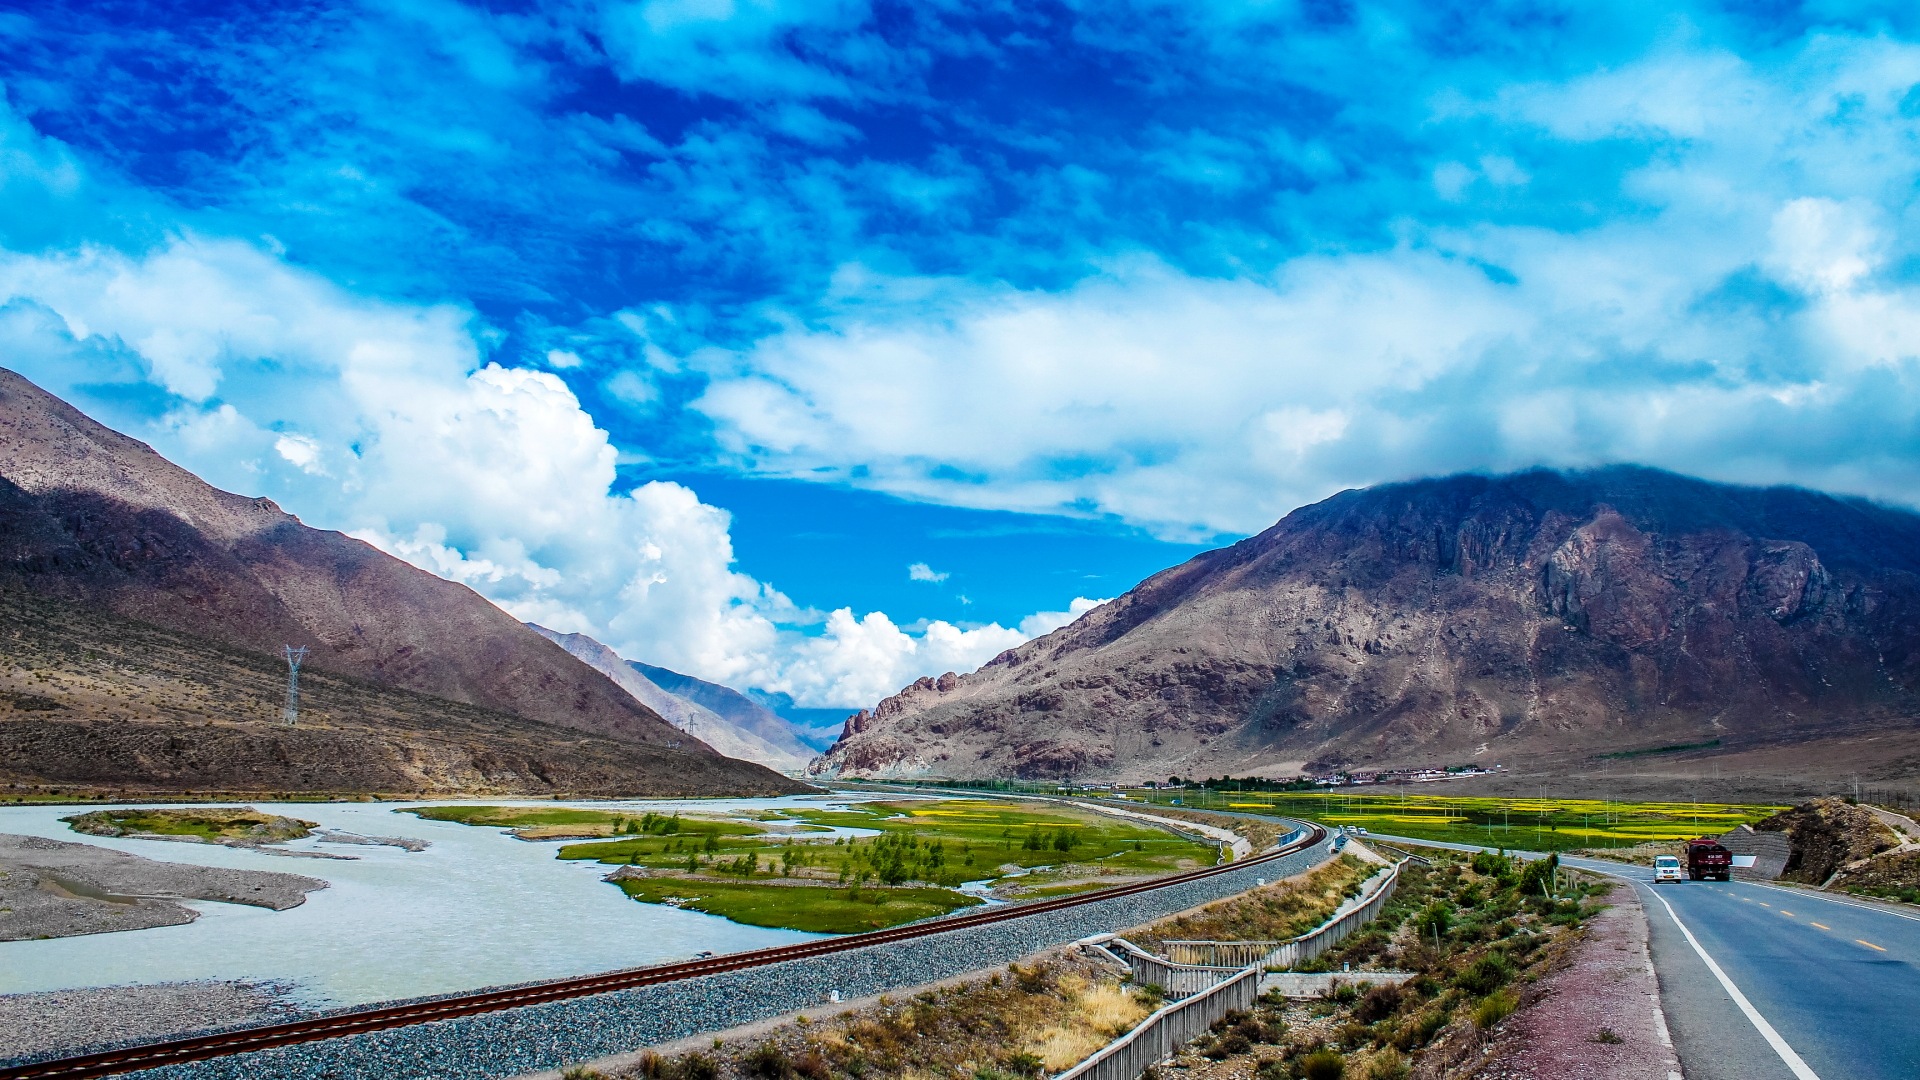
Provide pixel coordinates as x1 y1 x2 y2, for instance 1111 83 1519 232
685 38 1920 537
1019 597 1111 639
907 561 948 582
0 233 1090 708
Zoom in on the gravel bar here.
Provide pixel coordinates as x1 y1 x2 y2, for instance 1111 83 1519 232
118 836 1329 1080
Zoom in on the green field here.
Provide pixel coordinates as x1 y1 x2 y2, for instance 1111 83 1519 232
1129 791 1787 853
558 799 1216 887
612 878 982 933
401 804 763 836
410 797 1216 933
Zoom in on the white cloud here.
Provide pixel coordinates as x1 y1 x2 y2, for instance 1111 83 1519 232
1019 596 1111 638
273 433 326 473
907 561 948 582
0 234 1070 708
682 38 1920 538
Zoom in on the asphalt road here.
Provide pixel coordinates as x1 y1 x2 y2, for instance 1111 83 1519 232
1368 833 1920 1079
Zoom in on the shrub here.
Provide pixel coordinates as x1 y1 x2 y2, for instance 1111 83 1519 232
1255 1057 1289 1080
1474 991 1518 1029
1454 954 1512 997
1004 1051 1046 1078
1354 983 1403 1024
1232 1014 1284 1044
1364 1048 1410 1080
1413 1007 1451 1045
1205 1032 1252 1059
678 1054 720 1080
561 1068 605 1080
744 1044 794 1080
1298 1048 1346 1080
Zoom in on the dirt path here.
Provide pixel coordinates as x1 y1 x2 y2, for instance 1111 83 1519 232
1473 883 1683 1080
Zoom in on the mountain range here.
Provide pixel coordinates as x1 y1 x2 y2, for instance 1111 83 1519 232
0 368 802 798
529 626 816 773
813 467 1920 793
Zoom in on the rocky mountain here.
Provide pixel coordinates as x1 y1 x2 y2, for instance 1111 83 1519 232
0 367 803 797
812 467 1920 786
529 626 814 773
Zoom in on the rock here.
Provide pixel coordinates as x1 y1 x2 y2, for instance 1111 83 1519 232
1753 798 1901 884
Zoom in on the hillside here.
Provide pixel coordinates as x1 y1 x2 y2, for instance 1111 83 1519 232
530 626 814 773
0 367 803 797
812 468 1920 788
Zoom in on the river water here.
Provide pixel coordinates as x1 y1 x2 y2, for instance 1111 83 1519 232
0 795 886 1007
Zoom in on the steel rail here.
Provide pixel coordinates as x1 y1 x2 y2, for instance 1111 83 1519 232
3 820 1325 1080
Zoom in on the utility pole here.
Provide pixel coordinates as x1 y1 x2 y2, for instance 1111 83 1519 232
282 646 309 726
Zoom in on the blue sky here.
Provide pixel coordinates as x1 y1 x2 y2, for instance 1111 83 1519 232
6 2 1920 706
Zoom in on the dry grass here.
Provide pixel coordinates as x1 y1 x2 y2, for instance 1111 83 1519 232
1128 855 1374 950
614 953 1152 1080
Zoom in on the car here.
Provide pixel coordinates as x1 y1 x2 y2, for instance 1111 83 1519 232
1653 855 1684 884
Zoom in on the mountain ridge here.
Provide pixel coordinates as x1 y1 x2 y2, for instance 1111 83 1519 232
814 466 1920 787
528 626 813 773
0 367 802 797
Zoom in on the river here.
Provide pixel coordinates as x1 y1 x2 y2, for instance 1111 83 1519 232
0 794 886 1007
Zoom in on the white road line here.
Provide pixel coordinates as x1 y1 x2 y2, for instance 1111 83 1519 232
1638 882 1824 1080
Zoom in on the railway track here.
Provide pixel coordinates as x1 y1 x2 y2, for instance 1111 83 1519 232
3 818 1326 1080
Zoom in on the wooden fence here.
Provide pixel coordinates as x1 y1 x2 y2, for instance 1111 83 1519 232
1158 860 1403 969
1052 966 1262 1080
1064 860 1410 1080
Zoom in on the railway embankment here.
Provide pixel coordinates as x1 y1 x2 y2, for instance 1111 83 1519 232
23 831 1327 1080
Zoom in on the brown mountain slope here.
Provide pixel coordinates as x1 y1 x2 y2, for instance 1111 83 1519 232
0 589 781 797
0 368 803 796
813 468 1920 784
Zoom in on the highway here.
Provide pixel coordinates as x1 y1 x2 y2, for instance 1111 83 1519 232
1371 833 1920 1079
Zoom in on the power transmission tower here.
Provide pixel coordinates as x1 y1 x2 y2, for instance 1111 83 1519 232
282 646 309 726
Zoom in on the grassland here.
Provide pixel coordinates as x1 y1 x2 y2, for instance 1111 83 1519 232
411 797 1218 933
63 806 316 842
1132 790 1786 853
611 877 981 933
401 805 763 839
557 799 1216 888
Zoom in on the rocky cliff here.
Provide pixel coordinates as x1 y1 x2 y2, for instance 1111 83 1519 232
0 368 803 797
813 468 1920 783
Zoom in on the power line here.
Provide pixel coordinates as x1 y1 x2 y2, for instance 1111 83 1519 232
282 645 309 726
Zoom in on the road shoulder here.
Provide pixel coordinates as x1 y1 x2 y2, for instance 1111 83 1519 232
1472 881 1683 1080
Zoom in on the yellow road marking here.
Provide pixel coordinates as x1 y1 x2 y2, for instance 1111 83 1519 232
1811 922 1830 930
1780 910 1795 917
1856 939 1887 952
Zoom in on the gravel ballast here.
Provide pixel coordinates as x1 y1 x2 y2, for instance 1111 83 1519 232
112 836 1328 1080
0 980 307 1065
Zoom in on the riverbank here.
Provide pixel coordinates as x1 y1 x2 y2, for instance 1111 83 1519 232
1 833 326 941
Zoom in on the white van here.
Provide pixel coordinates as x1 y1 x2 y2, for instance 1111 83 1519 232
1653 855 1684 884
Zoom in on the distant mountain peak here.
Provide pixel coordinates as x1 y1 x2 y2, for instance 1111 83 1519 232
527 626 814 774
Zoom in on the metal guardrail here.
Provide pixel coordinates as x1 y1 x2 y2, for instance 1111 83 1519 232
1054 966 1262 1080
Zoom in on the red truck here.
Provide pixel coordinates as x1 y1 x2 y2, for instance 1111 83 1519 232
1686 838 1733 881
